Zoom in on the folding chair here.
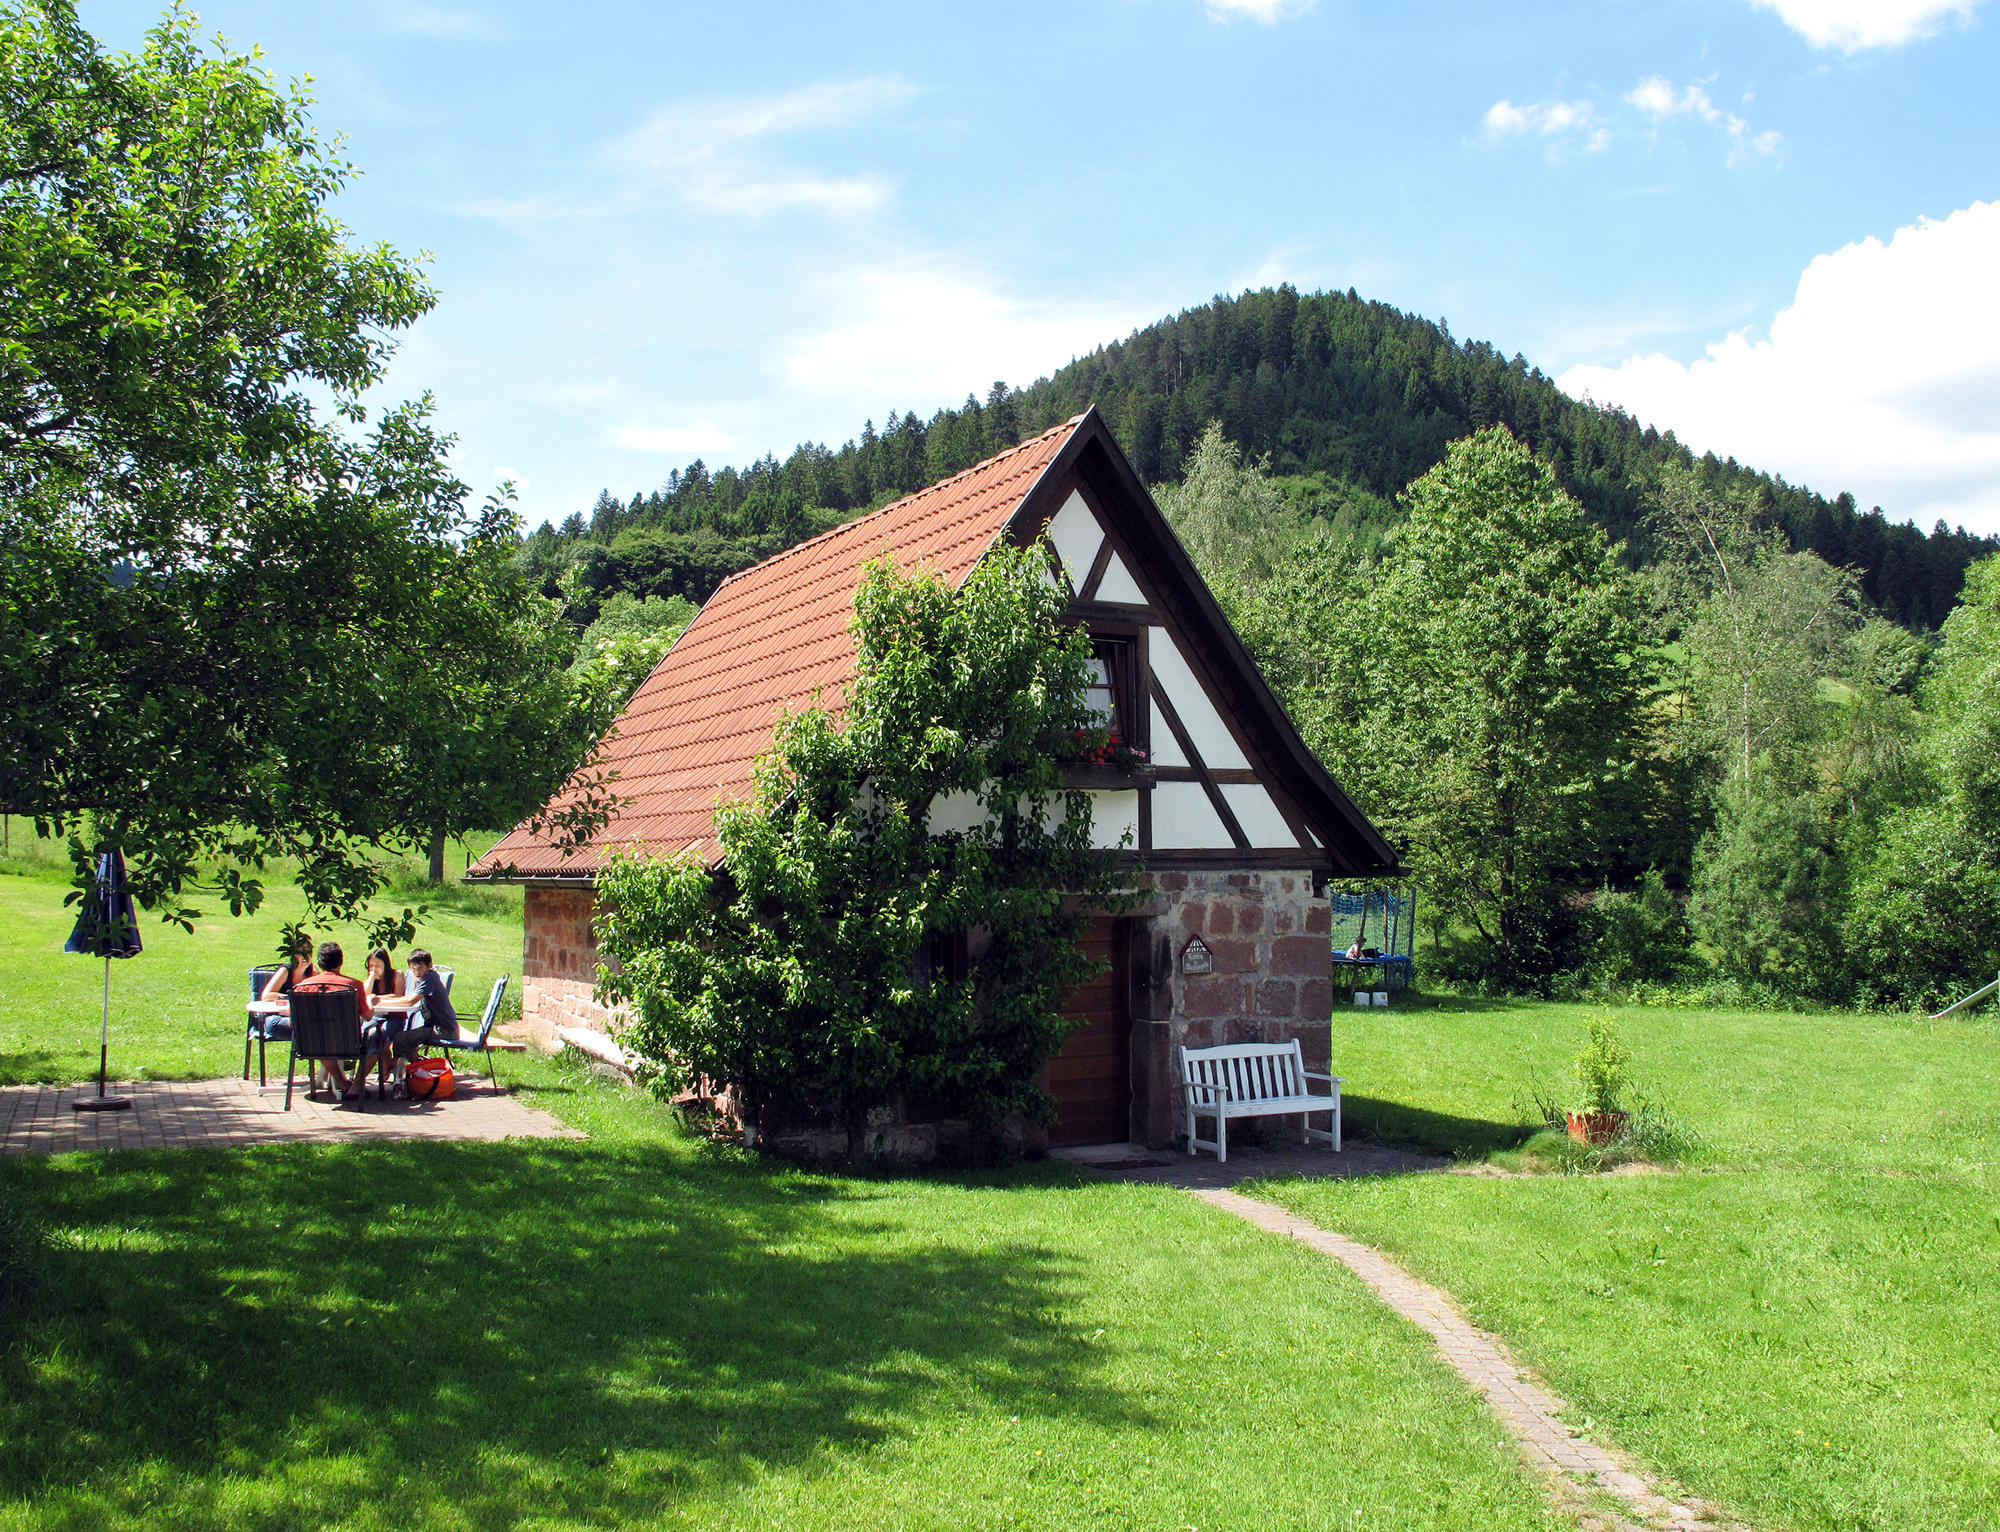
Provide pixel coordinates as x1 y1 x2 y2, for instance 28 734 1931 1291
245 965 286 1085
285 988 378 1110
436 975 509 1091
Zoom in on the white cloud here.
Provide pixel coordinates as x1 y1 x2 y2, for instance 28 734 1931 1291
1481 97 1610 152
1204 0 1316 19
382 5 500 39
1625 76 1781 164
1557 200 2000 534
1747 0 1983 51
613 423 743 455
786 270 1143 407
606 77 913 219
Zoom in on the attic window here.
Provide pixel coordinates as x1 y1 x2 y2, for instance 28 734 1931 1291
1085 640 1129 742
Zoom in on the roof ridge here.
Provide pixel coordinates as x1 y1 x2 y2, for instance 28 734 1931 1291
706 413 1088 596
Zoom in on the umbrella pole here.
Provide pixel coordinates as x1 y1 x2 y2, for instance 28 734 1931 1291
98 956 111 1098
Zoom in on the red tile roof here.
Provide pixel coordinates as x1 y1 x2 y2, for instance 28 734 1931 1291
473 414 1086 879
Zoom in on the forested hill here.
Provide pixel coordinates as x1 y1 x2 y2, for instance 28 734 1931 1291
523 286 1993 629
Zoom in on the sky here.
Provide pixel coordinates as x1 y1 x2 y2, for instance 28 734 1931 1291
83 0 2000 536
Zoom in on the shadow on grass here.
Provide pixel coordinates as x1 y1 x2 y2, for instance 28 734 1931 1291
1340 1094 1534 1159
0 1139 1149 1527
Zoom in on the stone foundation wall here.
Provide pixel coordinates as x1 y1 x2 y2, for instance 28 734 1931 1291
521 886 614 1046
1127 869 1331 1149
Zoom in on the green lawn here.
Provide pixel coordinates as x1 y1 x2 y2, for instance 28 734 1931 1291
0 828 521 1086
1258 996 2000 1532
0 852 1562 1531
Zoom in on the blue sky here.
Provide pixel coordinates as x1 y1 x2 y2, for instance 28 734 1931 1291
84 0 2000 534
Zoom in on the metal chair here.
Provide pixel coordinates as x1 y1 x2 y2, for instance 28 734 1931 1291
436 974 509 1090
285 987 378 1110
244 966 286 1085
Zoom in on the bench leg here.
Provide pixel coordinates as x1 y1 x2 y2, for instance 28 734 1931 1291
1216 1112 1227 1164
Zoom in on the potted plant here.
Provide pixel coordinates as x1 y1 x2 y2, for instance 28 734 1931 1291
1567 1011 1630 1144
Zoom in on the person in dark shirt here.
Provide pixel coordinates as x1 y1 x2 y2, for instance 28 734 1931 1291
363 949 458 1091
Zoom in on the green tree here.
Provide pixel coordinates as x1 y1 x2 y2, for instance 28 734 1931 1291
1243 427 1645 979
1650 465 1859 802
1844 554 2000 1006
594 546 1129 1156
0 3 606 936
568 591 698 710
1154 422 1326 603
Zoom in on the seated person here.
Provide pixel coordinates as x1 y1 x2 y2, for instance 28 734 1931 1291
365 949 458 1084
260 939 314 1002
363 947 405 1004
259 938 321 1089
290 941 374 1100
1344 939 1366 962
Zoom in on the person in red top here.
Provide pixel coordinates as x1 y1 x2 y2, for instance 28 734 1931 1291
290 941 374 1102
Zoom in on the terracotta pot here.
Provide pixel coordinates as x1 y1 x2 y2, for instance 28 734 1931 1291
1566 1108 1629 1145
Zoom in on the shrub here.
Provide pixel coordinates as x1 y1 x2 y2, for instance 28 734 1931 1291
1590 869 1696 984
1572 1010 1630 1116
596 547 1131 1157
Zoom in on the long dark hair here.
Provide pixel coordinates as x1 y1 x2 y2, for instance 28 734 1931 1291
275 936 314 990
364 947 399 998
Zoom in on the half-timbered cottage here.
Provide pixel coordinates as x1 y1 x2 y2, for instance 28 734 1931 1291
470 407 1397 1149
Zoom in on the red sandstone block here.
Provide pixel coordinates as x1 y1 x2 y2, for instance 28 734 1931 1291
1207 904 1235 936
1180 975 1244 1019
1298 978 1333 1021
1157 872 1188 892
1305 904 1332 936
1254 979 1297 1017
1180 902 1208 931
1272 934 1329 977
1236 904 1265 935
1206 936 1257 972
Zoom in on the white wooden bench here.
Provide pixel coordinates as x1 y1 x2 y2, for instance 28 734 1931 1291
1179 1040 1343 1162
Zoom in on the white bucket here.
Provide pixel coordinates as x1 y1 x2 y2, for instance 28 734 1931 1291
1353 991 1371 1006
1372 991 1389 1006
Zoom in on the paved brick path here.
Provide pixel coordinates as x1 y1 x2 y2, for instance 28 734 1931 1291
0 1077 582 1156
1189 1188 1742 1532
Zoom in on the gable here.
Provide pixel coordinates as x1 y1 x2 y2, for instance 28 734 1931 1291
1008 418 1396 878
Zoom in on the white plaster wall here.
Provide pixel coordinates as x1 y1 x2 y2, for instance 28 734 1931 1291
1045 491 1103 590
1220 782 1299 847
1149 699 1190 767
1151 781 1233 848
1095 551 1146 604
927 788 989 835
1148 628 1249 769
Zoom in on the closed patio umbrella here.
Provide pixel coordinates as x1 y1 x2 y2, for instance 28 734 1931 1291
64 848 142 1113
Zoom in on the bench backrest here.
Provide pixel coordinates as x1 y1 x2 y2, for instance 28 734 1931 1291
1179 1040 1308 1104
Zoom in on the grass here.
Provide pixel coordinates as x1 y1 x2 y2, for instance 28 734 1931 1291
0 824 521 1086
0 1064 1572 1531
0 853 1566 1531
1255 993 2000 1532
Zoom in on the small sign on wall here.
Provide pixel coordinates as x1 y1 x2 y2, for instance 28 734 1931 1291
1180 935 1213 976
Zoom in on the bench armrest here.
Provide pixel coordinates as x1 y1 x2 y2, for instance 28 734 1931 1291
1301 1071 1345 1085
1182 1080 1231 1102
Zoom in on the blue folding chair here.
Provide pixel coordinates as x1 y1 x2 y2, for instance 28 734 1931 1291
245 966 288 1085
436 975 509 1091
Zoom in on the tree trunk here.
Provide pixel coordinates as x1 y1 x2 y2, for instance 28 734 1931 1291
428 824 447 884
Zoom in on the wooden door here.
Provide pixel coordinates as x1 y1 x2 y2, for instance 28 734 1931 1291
1048 916 1131 1145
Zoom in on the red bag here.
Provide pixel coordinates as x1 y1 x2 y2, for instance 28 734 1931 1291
406 1056 455 1100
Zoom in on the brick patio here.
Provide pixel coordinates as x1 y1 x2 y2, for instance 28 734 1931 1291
0 1077 583 1156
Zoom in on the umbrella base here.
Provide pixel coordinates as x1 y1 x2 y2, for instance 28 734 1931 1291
71 1096 133 1113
